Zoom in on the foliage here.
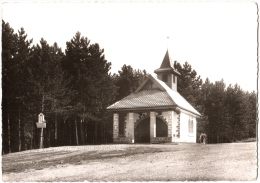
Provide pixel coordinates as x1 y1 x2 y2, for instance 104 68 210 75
114 64 148 101
62 32 117 144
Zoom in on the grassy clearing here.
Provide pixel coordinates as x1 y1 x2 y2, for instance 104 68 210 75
2 145 163 173
2 142 257 181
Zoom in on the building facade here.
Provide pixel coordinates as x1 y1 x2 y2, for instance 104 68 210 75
107 50 201 143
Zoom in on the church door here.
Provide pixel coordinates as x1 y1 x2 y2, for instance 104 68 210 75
156 118 168 137
135 118 150 143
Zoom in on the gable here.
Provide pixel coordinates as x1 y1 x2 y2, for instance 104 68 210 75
139 80 161 91
135 75 166 92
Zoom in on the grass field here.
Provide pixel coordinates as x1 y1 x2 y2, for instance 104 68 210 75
2 142 257 181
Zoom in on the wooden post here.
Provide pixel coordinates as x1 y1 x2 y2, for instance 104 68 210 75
75 118 79 145
39 128 44 148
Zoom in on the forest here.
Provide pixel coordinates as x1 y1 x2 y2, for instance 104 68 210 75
2 20 257 154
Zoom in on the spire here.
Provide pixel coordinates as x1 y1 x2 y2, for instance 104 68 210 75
154 50 180 76
159 50 174 69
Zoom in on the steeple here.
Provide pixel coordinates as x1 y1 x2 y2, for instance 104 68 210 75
160 50 173 68
154 50 180 91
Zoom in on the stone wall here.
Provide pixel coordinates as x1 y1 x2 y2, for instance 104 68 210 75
176 114 180 138
113 114 119 138
113 137 132 143
150 137 172 143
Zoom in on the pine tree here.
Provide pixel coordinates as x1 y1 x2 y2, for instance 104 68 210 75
174 61 203 109
225 84 251 142
2 20 17 153
62 32 117 144
13 27 33 151
114 64 148 101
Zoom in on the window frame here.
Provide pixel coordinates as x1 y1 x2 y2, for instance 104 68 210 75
188 118 194 135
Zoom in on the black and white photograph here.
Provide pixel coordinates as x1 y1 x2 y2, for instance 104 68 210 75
1 0 258 181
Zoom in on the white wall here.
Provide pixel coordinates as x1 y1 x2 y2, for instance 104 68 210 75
179 111 197 143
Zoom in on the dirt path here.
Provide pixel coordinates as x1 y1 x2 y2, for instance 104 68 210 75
2 142 257 181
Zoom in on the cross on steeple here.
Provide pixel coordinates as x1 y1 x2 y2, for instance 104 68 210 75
167 36 169 49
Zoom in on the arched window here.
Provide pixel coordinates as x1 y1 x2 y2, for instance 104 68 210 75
188 119 194 134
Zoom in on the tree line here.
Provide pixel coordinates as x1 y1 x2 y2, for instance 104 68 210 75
2 21 256 154
174 61 256 143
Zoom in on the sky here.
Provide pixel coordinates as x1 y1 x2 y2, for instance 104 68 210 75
1 0 258 92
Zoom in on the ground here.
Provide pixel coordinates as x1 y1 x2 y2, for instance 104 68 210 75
1 142 257 181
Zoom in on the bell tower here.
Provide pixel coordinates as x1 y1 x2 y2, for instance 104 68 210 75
154 50 180 91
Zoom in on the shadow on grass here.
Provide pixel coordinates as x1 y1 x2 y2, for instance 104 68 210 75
2 146 167 173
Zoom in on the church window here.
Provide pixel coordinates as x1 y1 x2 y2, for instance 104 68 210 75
162 74 168 82
188 119 193 134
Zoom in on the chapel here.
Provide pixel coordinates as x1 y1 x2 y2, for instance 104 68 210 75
107 50 201 143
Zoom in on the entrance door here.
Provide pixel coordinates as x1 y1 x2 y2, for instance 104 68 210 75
135 118 150 143
156 118 168 137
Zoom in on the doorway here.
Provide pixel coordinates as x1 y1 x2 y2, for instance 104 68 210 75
135 118 150 143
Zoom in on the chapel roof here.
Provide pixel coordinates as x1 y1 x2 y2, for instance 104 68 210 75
107 75 201 116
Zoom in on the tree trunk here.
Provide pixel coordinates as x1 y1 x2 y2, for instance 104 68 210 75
33 115 38 149
95 122 97 144
231 124 237 142
211 133 213 144
55 113 57 146
101 122 104 144
84 121 88 144
18 103 21 151
31 116 35 149
61 122 64 146
31 128 33 150
75 118 79 145
80 119 85 145
104 122 106 144
48 120 51 147
21 118 25 151
8 111 11 153
69 121 72 145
